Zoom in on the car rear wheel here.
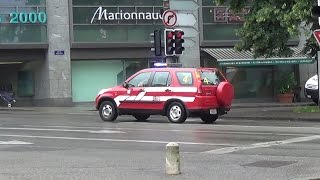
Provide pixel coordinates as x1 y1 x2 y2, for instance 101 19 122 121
166 102 187 123
200 114 218 124
133 114 150 121
99 101 118 121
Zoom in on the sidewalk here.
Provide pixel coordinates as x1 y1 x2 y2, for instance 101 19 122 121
0 102 319 121
225 102 320 121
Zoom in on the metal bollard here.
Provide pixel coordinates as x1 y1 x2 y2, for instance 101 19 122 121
165 142 181 175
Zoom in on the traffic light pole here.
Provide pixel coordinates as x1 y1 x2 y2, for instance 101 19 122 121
318 51 320 107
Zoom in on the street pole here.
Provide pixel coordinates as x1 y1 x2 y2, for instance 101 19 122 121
316 0 320 108
318 51 320 107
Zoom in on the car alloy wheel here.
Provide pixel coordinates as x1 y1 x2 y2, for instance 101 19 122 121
167 102 187 123
99 101 118 121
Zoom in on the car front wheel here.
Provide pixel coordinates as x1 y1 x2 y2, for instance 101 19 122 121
166 102 187 123
99 101 118 121
200 114 218 124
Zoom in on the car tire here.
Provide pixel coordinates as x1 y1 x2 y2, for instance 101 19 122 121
133 114 150 121
166 102 187 123
312 98 319 104
99 101 118 122
200 114 218 124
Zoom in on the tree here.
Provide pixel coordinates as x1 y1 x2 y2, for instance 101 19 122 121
214 0 318 58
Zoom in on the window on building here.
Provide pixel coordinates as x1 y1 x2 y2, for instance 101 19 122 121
0 0 47 43
226 66 274 98
73 0 162 6
202 4 247 41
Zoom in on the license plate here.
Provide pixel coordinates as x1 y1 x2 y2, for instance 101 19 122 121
210 109 217 115
307 95 311 98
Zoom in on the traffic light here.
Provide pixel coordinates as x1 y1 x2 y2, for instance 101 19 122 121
312 6 320 18
164 29 185 56
150 30 162 56
174 29 185 55
312 2 320 26
165 29 175 56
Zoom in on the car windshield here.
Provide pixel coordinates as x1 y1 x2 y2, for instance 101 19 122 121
199 70 224 85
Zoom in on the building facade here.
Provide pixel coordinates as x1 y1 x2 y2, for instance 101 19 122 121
0 0 316 106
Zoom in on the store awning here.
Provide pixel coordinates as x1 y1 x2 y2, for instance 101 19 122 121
202 47 314 66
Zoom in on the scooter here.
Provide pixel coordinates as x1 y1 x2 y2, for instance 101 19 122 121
0 85 16 107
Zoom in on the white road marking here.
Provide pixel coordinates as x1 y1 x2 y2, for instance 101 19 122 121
0 134 235 146
89 130 125 134
20 125 320 136
0 127 125 134
204 135 320 154
0 140 33 145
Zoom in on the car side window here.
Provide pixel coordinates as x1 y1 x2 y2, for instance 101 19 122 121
176 72 193 86
200 71 221 85
128 72 152 87
151 72 171 87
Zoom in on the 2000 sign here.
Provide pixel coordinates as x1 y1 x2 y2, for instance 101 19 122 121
10 12 47 24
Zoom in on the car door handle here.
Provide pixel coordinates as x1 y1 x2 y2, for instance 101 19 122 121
139 89 145 92
165 89 172 92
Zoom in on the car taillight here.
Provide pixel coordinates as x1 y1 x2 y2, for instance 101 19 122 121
195 71 203 94
197 80 203 94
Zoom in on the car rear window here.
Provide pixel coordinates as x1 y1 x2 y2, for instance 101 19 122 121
176 72 193 86
199 70 224 85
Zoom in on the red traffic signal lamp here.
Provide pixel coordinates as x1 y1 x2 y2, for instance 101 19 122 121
174 29 185 55
165 29 175 56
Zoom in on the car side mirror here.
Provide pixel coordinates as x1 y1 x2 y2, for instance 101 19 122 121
122 82 129 89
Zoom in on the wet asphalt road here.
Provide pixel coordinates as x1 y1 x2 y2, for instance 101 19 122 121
0 111 320 180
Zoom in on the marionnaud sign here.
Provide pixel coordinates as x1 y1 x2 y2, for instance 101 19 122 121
91 6 163 23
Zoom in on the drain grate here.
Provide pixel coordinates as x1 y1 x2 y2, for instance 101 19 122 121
243 160 297 168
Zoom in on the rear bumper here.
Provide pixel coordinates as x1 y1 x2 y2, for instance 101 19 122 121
188 107 230 117
186 95 231 113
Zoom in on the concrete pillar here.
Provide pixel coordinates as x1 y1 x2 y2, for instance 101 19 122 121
35 0 72 106
166 142 181 175
170 0 201 68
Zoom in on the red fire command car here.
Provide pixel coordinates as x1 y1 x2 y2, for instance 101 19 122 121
95 68 234 123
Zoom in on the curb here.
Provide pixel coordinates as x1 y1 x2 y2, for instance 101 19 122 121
223 116 319 121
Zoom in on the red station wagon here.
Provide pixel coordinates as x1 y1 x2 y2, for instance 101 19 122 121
95 68 234 123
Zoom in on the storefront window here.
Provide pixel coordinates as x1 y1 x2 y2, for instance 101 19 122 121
226 66 274 98
71 59 149 102
0 1 47 43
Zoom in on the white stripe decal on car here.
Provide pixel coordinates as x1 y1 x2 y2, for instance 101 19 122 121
144 87 197 93
140 96 195 102
135 92 147 101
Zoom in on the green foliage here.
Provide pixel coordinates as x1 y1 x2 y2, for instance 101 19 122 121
294 106 320 113
275 72 297 94
214 0 318 58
